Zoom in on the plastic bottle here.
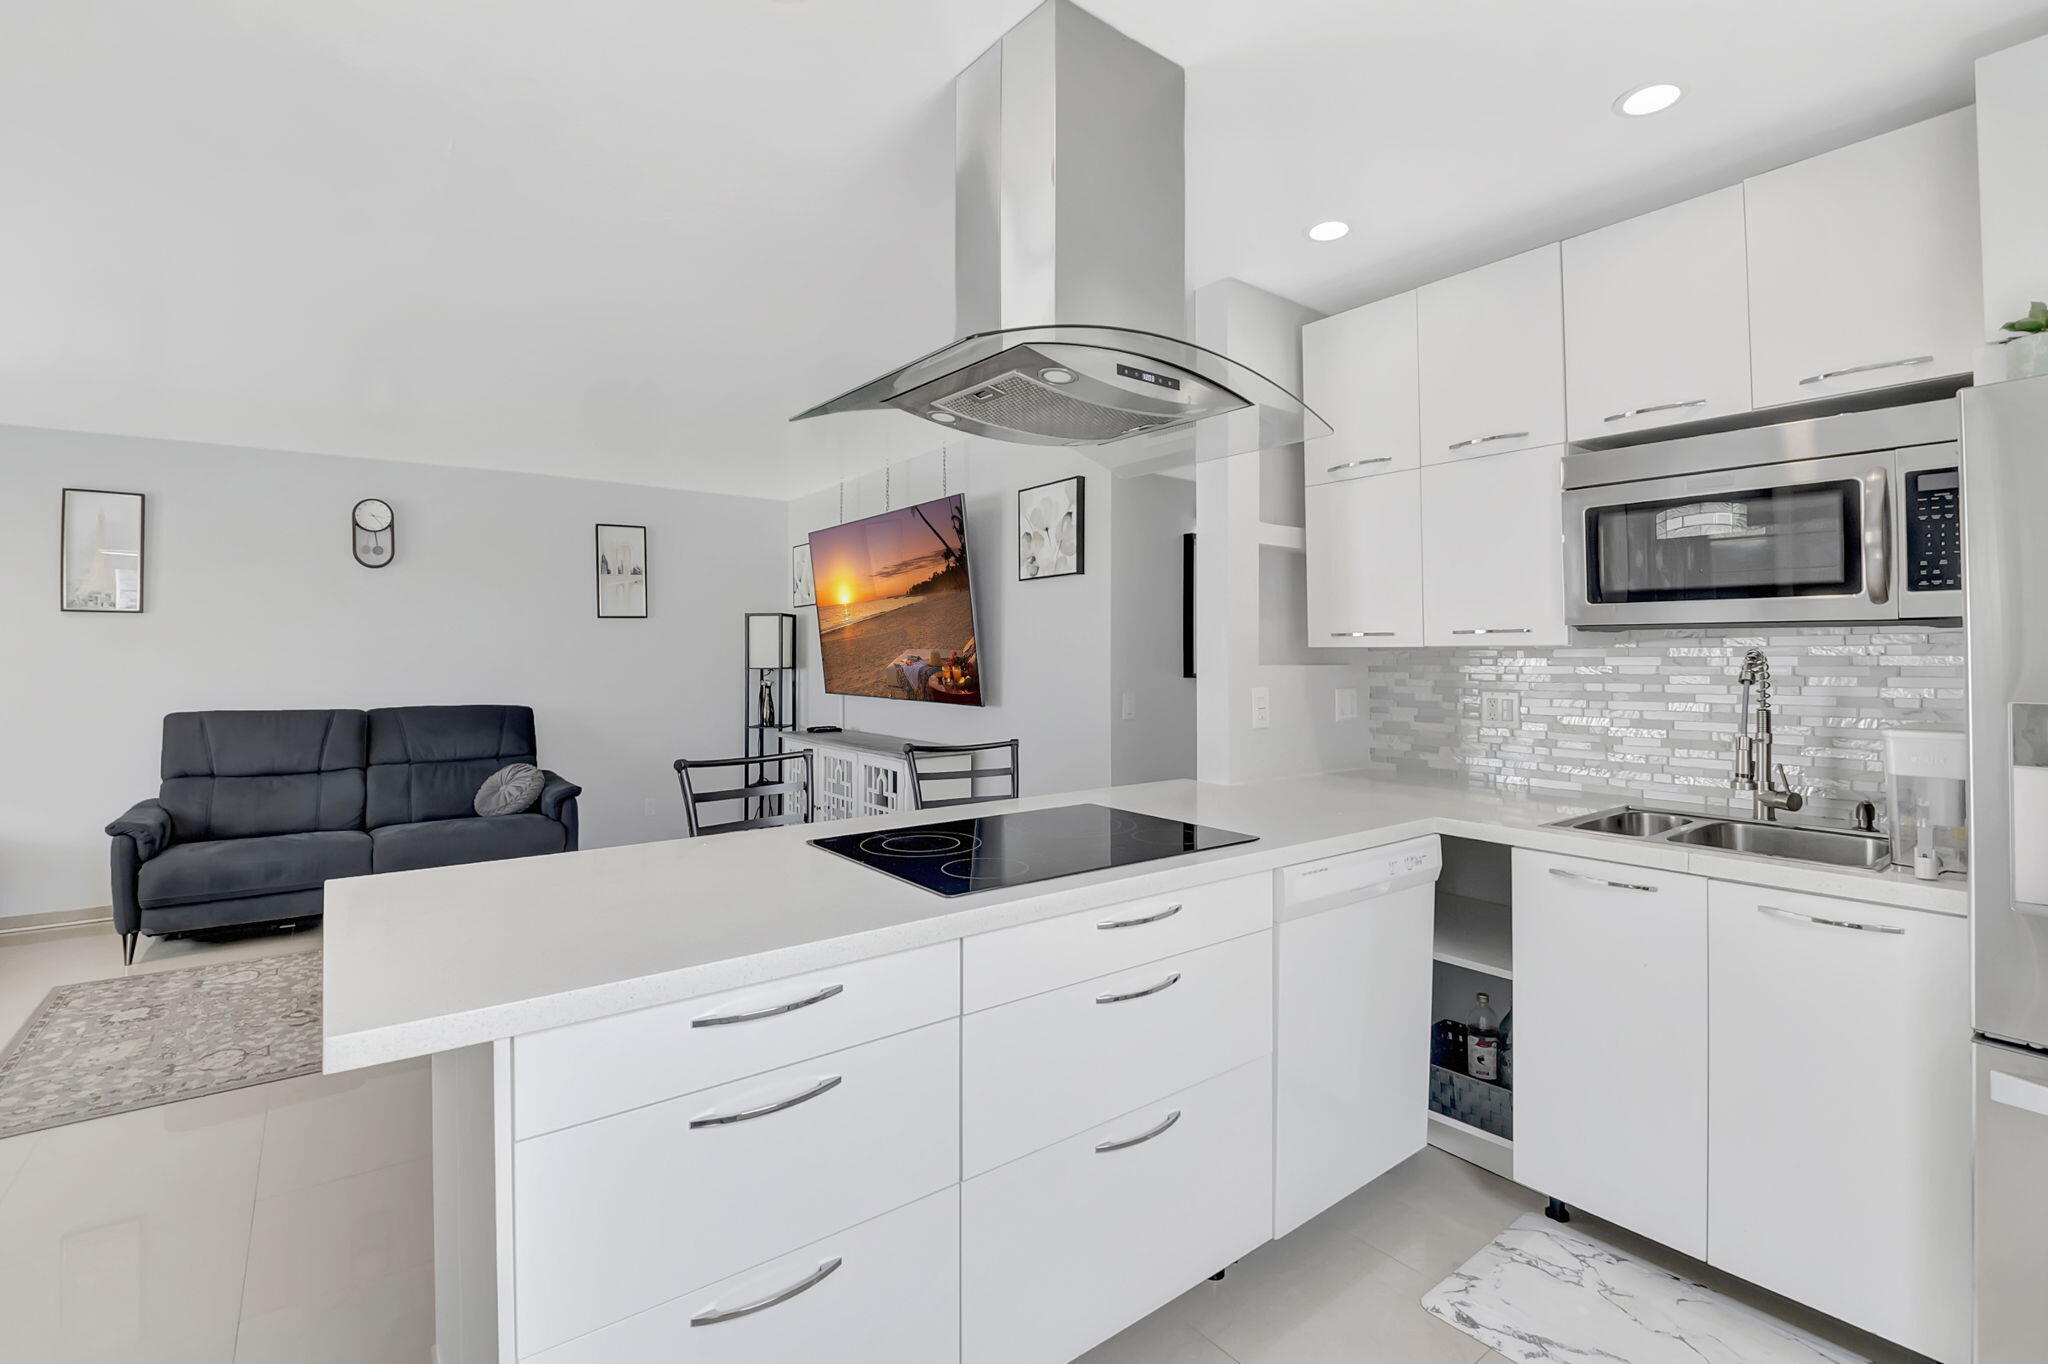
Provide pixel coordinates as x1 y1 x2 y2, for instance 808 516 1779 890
1467 993 1500 1082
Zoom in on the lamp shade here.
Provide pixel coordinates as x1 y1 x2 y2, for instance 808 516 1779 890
747 613 796 669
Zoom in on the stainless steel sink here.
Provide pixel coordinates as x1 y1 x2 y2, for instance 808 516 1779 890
1567 810 1695 838
1662 820 1892 870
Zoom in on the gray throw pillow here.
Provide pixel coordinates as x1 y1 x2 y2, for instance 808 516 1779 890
475 763 544 817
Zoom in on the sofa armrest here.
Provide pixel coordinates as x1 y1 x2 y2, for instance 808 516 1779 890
106 799 173 862
538 771 581 852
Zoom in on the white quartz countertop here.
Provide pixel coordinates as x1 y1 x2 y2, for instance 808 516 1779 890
321 773 1966 1073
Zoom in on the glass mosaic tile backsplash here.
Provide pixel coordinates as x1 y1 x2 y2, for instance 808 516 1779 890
1362 627 1965 820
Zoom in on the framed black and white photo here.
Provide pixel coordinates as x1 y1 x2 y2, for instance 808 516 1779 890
791 543 815 608
1018 475 1085 580
594 523 648 618
61 489 145 613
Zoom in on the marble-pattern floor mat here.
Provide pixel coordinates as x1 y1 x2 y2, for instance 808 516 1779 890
1423 1214 1869 1364
0 948 322 1138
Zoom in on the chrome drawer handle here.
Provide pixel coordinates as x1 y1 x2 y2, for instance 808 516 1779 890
1095 1109 1181 1153
1798 355 1934 386
1332 631 1396 638
692 983 844 1027
689 1075 843 1128
1758 903 1904 935
1097 903 1181 930
690 1257 843 1326
1451 628 1532 636
1447 431 1529 451
1548 866 1658 893
1604 399 1706 422
1327 457 1394 473
1096 972 1181 1005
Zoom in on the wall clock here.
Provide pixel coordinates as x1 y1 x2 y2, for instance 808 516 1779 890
352 498 395 568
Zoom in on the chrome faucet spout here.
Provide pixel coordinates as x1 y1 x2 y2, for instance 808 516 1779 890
1732 649 1802 821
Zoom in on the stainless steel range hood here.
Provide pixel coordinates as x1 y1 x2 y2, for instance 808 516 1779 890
793 0 1328 469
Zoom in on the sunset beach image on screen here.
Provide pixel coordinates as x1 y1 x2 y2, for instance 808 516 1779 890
808 494 982 705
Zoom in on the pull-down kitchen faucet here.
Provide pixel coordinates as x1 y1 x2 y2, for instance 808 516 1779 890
1733 648 1804 822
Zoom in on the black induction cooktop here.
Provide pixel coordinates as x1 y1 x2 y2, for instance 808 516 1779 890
810 802 1259 897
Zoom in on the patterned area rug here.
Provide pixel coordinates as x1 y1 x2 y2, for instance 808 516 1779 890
0 950 322 1139
1423 1214 1868 1364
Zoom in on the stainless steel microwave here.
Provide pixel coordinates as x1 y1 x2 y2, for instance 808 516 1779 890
1562 399 1963 628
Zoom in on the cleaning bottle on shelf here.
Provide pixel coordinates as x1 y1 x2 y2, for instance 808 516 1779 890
1467 993 1500 1083
1499 1009 1513 1090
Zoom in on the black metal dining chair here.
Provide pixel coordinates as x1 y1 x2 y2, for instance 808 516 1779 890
902 739 1020 811
672 751 814 836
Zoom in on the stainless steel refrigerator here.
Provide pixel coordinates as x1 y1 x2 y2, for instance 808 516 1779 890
1965 373 2048 1363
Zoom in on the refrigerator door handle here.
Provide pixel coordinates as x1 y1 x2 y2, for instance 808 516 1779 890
1863 466 1891 605
1991 1069 2048 1118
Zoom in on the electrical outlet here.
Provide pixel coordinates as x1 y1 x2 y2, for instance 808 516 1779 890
1480 692 1520 727
642 797 661 818
1334 686 1359 722
1121 691 1136 721
1250 686 1272 730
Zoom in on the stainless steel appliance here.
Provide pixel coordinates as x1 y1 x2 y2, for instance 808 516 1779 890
1964 374 2048 1362
1563 399 1963 627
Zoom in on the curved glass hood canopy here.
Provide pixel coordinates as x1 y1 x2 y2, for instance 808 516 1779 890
793 324 1331 472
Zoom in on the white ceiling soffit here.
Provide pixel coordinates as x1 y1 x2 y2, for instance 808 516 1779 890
4 0 2047 498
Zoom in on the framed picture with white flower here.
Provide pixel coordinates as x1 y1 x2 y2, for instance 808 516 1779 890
1017 476 1085 580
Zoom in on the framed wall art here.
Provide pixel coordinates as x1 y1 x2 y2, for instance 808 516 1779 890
61 489 145 613
792 542 816 608
1018 475 1084 580
595 523 648 618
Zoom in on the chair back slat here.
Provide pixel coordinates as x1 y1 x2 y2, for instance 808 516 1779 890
673 751 814 837
902 739 1020 811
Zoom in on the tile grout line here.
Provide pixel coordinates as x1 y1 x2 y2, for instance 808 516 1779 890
232 1105 274 1361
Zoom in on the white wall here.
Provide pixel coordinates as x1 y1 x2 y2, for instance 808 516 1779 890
785 435 1189 798
0 425 785 920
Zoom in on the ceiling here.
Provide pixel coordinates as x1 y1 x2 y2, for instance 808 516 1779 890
4 0 2046 499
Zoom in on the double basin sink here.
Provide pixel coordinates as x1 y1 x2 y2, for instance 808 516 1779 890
1551 806 1892 871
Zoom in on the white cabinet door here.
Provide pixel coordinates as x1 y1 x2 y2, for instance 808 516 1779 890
1512 852 1708 1257
1977 36 2048 383
1745 109 1981 408
1303 291 1420 486
1564 186 1752 441
1419 243 1565 463
1305 471 1425 648
1274 883 1433 1237
1419 446 1566 647
962 1057 1273 1364
1707 884 1971 1364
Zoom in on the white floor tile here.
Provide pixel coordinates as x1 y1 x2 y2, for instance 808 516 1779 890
1075 1310 1243 1364
0 1128 40 1202
237 1157 433 1325
253 1059 430 1199
232 1264 433 1364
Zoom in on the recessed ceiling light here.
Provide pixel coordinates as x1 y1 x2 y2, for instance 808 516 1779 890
1306 221 1350 242
1615 83 1683 117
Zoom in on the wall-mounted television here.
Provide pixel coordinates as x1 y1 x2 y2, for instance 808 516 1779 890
808 493 982 705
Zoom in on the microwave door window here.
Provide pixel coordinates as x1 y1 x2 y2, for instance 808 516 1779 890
1588 482 1861 603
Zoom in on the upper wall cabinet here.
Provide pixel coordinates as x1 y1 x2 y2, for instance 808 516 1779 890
1563 187 1753 442
1301 292 1420 487
1744 109 1982 409
1304 473 1425 648
1419 445 1567 648
1418 244 1566 464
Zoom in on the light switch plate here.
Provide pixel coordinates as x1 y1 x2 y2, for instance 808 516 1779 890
1334 687 1359 722
1121 691 1136 721
1480 692 1519 727
1251 686 1272 730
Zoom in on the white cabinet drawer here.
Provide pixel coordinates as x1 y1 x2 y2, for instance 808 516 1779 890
963 930 1272 1176
962 1056 1274 1364
513 942 959 1137
963 872 1271 1011
514 1020 959 1357
526 1187 959 1364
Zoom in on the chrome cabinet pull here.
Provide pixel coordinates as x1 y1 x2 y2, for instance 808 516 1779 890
1798 355 1934 386
1331 630 1396 638
692 983 844 1027
1447 431 1530 451
690 1257 843 1327
1094 1109 1182 1153
1096 972 1181 1005
1603 399 1706 423
1862 466 1891 606
689 1075 843 1128
1757 903 1904 935
1097 903 1181 930
1548 866 1658 893
1327 457 1394 474
1451 628 1533 636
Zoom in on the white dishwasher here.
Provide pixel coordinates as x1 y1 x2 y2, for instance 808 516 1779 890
1273 835 1441 1237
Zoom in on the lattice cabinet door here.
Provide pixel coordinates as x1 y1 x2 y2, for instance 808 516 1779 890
813 748 859 822
858 757 908 817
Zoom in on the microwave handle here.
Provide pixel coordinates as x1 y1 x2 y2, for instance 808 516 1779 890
1863 467 1891 605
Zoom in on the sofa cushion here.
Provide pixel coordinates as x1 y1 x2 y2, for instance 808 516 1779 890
158 710 367 841
370 814 566 874
137 830 372 909
474 763 544 816
366 706 538 829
